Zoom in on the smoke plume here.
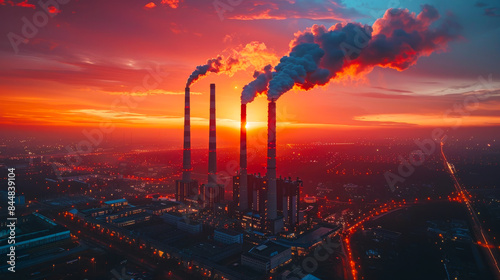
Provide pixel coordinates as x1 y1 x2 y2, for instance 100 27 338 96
186 41 278 87
241 65 273 104
240 5 461 103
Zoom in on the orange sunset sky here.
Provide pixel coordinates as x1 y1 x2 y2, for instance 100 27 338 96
1 0 500 146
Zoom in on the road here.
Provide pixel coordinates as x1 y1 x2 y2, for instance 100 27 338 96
441 140 500 280
340 202 412 280
340 195 458 280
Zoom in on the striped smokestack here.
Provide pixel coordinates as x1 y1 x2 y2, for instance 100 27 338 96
239 103 248 210
208 84 217 186
182 86 192 182
267 100 277 220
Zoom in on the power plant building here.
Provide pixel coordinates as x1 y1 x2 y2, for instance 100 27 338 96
176 83 301 234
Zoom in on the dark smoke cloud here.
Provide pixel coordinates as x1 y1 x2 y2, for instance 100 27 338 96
240 4 461 103
186 57 223 87
241 65 273 104
355 4 461 71
268 43 327 100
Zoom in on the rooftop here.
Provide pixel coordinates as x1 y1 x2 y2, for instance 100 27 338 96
184 241 241 260
163 212 185 218
81 207 109 214
104 198 128 205
215 228 242 236
0 214 69 247
177 220 200 226
247 241 290 260
276 225 340 248
111 212 151 225
145 202 179 211
294 226 338 244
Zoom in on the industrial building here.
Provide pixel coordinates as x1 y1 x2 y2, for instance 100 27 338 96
0 213 70 254
174 84 303 234
233 174 302 231
233 101 302 234
214 228 243 244
241 240 292 273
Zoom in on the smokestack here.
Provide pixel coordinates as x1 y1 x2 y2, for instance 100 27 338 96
208 84 217 186
182 87 192 182
239 103 248 210
267 100 277 220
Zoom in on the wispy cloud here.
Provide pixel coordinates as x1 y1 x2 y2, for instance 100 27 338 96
226 0 363 21
102 89 202 96
353 92 415 99
1 0 35 9
484 7 500 17
354 113 500 127
161 0 182 9
371 86 413 94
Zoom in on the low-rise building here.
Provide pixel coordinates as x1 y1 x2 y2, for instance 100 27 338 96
241 241 292 273
103 198 128 208
111 212 152 227
177 220 202 234
162 212 185 225
145 201 179 215
0 213 70 254
214 228 243 244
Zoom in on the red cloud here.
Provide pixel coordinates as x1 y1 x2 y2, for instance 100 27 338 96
2 0 36 9
144 0 182 10
224 0 362 21
144 2 156 9
241 5 462 102
161 0 182 9
48 5 60 14
354 5 462 72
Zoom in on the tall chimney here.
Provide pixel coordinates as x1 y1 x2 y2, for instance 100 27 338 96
208 84 217 186
267 100 277 220
239 103 248 210
182 86 192 182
